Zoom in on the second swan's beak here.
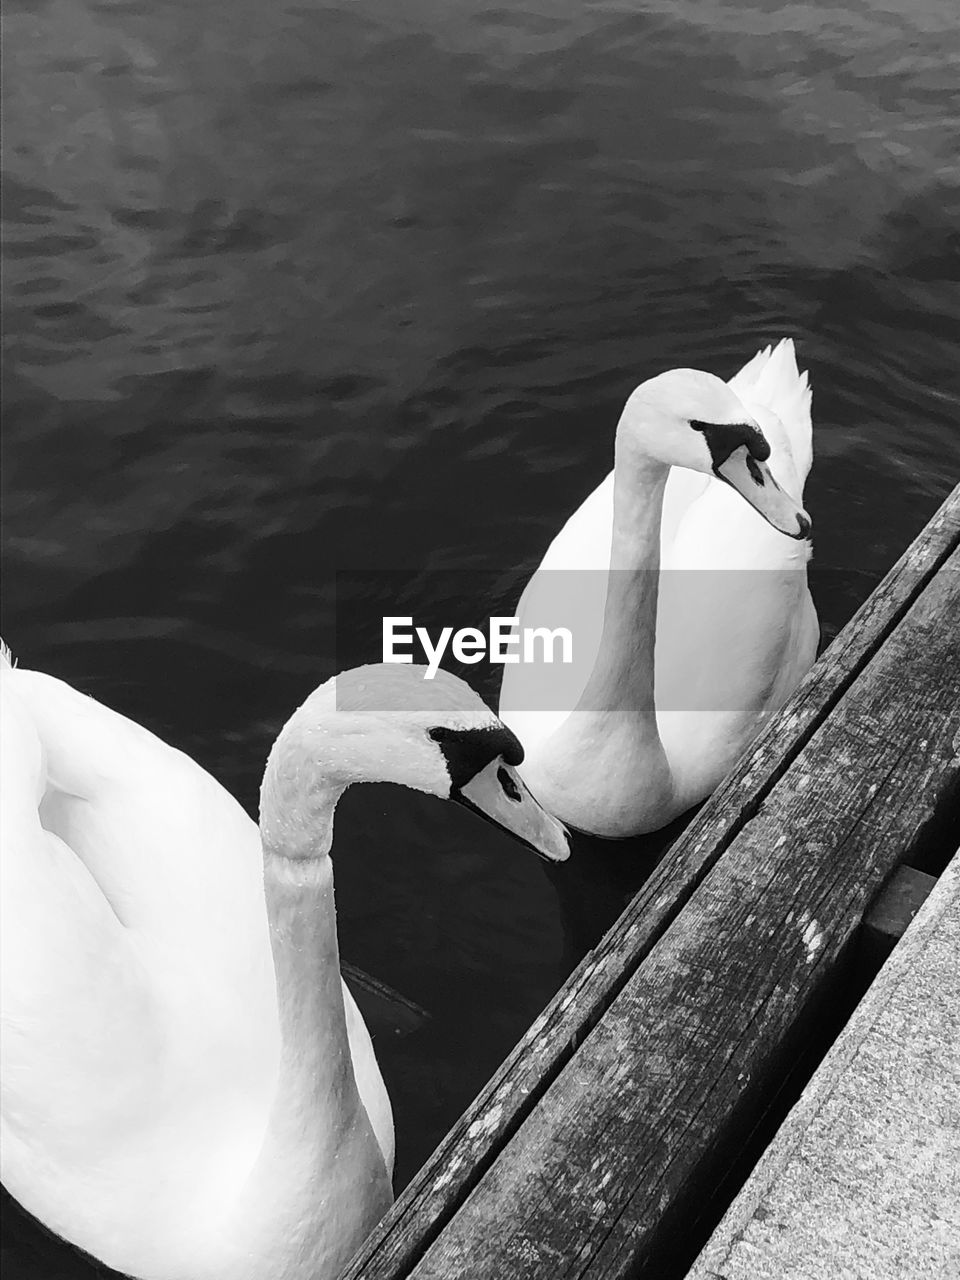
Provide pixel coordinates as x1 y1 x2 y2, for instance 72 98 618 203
715 445 812 540
454 758 570 862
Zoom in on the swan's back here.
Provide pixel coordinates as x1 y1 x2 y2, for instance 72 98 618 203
1 658 282 1271
1 660 277 1011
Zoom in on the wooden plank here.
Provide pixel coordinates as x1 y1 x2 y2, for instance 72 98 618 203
341 484 960 1280
408 546 960 1280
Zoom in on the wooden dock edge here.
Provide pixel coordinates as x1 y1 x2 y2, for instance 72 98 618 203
409 538 960 1278
341 483 960 1280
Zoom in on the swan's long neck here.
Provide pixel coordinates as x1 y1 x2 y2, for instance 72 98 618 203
583 435 668 715
260 828 356 1157
258 742 349 1126
228 739 391 1276
569 428 677 818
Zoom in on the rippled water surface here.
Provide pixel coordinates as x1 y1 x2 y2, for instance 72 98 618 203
3 0 959 1273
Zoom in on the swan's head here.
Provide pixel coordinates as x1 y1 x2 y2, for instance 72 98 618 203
618 368 811 540
261 664 569 863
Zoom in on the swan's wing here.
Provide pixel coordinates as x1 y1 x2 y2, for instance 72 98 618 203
728 339 813 495
0 672 161 1140
0 664 280 1191
5 667 270 971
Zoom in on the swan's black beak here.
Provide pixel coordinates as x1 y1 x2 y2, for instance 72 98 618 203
715 445 812 540
453 758 570 862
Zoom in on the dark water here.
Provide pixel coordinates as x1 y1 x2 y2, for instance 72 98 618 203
2 0 959 1273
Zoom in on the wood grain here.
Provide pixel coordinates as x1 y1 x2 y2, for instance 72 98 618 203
340 484 960 1280
408 544 960 1280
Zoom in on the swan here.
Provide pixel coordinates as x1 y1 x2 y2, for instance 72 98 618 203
499 339 818 837
0 651 568 1280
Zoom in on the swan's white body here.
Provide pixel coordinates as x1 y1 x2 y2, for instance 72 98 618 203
500 340 818 836
1 657 567 1279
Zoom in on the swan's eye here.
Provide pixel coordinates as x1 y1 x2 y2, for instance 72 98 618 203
498 766 522 802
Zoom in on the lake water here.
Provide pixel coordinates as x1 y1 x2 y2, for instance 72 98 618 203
2 0 958 1273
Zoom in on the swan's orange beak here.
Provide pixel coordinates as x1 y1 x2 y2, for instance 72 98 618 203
715 445 811 540
453 757 570 862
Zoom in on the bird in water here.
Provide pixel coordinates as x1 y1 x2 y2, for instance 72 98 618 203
1 651 567 1280
499 339 818 838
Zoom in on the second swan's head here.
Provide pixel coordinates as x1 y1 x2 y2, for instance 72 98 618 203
617 368 811 541
261 663 570 863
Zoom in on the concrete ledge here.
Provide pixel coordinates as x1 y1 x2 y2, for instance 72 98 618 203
689 850 960 1280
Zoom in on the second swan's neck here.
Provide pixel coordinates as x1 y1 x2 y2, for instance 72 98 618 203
541 429 679 832
580 434 669 720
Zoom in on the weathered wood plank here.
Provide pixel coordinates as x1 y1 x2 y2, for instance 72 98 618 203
407 548 960 1279
340 484 960 1280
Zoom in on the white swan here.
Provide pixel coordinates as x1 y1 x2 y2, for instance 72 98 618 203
499 339 818 837
0 652 568 1280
